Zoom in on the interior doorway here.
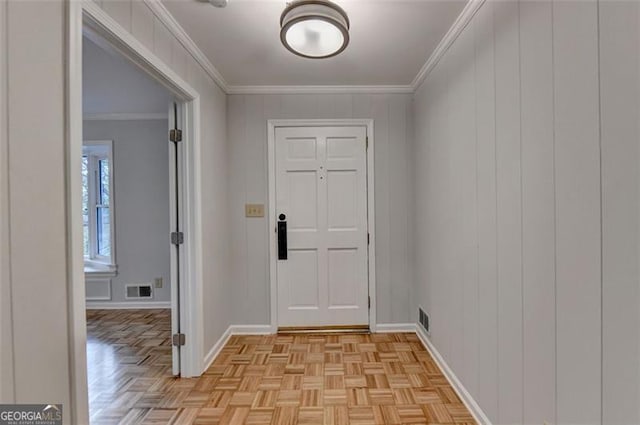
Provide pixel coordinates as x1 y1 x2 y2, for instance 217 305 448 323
82 31 185 422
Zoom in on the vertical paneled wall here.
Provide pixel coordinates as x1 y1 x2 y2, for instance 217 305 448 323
0 0 14 402
412 0 640 424
553 2 602 422
96 0 232 352
599 2 640 423
5 0 72 412
227 93 414 325
519 1 555 423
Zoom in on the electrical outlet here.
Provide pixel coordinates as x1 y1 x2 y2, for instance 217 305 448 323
245 204 265 218
154 277 163 289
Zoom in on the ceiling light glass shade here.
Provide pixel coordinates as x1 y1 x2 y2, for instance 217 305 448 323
280 1 350 59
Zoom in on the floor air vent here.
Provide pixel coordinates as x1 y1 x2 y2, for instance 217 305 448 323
126 284 153 299
418 307 430 334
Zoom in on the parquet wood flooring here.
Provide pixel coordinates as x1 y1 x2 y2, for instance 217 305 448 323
86 309 476 425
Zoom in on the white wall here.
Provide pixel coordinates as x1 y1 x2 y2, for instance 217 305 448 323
95 0 231 358
0 0 14 403
3 0 73 413
599 2 640 423
84 119 171 304
227 93 414 326
412 1 640 424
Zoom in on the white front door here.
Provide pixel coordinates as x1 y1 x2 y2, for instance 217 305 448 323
275 126 369 328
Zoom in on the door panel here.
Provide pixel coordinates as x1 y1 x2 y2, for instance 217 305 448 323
327 136 359 158
327 170 358 229
275 126 369 327
287 171 318 230
328 248 359 307
287 249 319 308
287 137 318 159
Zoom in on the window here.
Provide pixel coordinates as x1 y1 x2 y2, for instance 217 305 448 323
83 141 116 273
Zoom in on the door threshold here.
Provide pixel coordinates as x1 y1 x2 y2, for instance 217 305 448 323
278 325 370 334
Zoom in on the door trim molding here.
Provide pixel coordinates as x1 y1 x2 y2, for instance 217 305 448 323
267 119 377 333
67 2 205 421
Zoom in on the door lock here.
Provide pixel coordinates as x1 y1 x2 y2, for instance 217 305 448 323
278 214 287 260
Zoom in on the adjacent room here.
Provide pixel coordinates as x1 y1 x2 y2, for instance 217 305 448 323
81 33 181 422
1 0 639 424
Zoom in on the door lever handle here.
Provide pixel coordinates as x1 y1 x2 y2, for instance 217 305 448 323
277 214 287 260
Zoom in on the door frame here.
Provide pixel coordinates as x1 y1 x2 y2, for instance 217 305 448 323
66 2 205 422
267 119 377 333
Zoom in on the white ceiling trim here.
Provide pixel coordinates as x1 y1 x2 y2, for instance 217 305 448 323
143 0 230 92
411 0 485 91
83 112 168 121
227 85 414 95
147 0 484 95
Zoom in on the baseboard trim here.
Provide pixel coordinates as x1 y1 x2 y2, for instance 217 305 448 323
415 325 492 425
85 301 171 309
375 323 417 333
203 326 233 372
202 325 271 372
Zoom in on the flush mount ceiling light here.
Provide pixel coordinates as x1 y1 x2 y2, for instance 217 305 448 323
280 0 350 59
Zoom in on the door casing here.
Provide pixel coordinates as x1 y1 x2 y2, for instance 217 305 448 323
267 119 377 332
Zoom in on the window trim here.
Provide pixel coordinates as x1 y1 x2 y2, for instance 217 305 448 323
83 140 116 275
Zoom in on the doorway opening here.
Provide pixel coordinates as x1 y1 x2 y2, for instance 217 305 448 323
82 31 183 422
67 4 206 422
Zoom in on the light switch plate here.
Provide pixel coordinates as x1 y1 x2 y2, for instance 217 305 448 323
245 204 265 218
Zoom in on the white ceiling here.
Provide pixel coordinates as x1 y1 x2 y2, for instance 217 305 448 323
162 0 467 86
83 36 173 115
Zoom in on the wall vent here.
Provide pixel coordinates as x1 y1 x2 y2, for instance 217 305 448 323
418 307 430 334
126 284 153 299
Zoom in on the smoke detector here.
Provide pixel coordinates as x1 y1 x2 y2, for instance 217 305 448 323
209 0 228 7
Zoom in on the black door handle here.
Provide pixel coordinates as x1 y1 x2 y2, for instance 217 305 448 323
278 214 287 260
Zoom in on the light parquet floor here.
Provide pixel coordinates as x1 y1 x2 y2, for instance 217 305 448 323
86 309 476 425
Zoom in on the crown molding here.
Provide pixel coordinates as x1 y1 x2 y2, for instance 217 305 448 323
83 112 168 121
411 0 486 91
143 0 229 93
142 0 485 96
227 85 414 95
